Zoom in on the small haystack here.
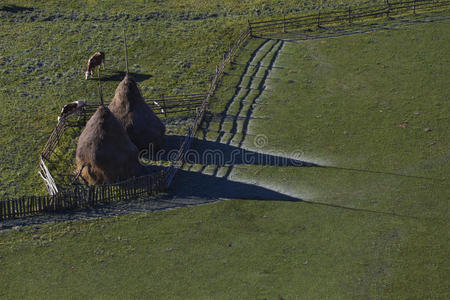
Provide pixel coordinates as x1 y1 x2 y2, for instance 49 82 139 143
76 105 143 185
109 74 165 152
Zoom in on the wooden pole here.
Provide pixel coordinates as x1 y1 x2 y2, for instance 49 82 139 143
162 94 167 118
97 71 103 106
413 0 416 14
248 19 253 37
283 13 286 33
123 27 129 74
348 6 352 24
317 10 321 28
386 0 391 18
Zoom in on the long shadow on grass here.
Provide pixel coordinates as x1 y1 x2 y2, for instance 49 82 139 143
158 168 421 220
148 135 318 168
163 169 300 202
0 169 301 230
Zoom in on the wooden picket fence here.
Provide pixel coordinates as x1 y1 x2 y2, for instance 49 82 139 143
0 172 165 219
1 0 448 220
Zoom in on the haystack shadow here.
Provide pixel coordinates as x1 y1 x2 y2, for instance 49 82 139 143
164 169 301 202
148 134 318 167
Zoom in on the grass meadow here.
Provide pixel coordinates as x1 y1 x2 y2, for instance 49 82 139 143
1 0 449 299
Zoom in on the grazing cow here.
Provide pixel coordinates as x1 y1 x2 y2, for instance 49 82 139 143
58 100 86 122
85 51 105 80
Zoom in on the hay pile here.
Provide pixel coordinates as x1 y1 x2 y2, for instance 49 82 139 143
75 105 143 185
109 74 165 152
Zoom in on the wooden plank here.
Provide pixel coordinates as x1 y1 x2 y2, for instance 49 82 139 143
0 201 4 220
7 200 11 218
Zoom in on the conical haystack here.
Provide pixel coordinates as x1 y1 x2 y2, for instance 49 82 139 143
76 105 143 185
109 74 165 152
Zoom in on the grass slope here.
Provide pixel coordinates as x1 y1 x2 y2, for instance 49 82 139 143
0 1 449 299
3 0 375 197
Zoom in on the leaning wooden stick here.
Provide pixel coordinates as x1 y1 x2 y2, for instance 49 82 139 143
123 27 129 74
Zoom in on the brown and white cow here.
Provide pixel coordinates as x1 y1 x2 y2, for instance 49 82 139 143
85 51 105 80
58 100 86 122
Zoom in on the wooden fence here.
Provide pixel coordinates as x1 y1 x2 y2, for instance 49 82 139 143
65 93 207 128
248 0 450 35
146 93 206 118
0 93 201 219
0 172 165 219
164 0 450 187
164 28 252 186
1 0 448 220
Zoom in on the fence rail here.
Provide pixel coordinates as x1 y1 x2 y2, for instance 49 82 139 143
248 0 450 34
65 93 207 128
145 93 206 118
1 172 165 220
164 28 252 186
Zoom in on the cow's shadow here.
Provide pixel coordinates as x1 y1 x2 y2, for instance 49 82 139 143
96 71 152 82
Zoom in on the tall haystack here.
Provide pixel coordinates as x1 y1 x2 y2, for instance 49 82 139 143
76 105 143 185
109 74 165 152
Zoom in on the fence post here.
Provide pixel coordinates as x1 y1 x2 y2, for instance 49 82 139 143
348 6 352 23
283 13 286 33
162 94 167 118
386 0 391 18
248 19 253 37
412 0 416 14
317 9 321 28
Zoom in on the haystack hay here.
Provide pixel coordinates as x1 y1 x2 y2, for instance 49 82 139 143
76 105 143 185
109 74 165 152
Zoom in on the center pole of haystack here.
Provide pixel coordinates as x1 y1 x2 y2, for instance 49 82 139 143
96 54 103 105
97 74 104 106
123 27 129 74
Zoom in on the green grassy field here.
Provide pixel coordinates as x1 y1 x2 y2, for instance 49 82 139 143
0 0 381 198
1 0 449 299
